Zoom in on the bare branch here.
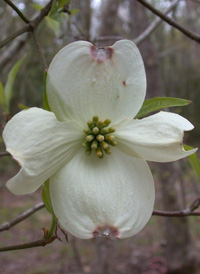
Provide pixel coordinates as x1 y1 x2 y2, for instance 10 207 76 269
0 151 9 157
188 196 200 211
134 0 180 45
0 0 53 49
57 223 68 242
72 22 89 41
0 202 45 232
32 31 47 70
93 36 124 43
0 235 56 252
0 33 30 70
0 26 29 49
182 0 200 3
4 0 30 24
153 196 200 217
93 0 179 46
136 0 200 44
153 210 200 217
0 196 199 252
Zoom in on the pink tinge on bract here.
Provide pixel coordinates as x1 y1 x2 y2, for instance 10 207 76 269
90 46 113 63
93 225 119 238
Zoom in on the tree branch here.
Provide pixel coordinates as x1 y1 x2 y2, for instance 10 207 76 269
0 202 45 232
0 26 29 49
0 0 53 49
0 151 10 157
0 235 56 252
153 210 200 217
93 0 179 46
134 0 180 45
0 196 199 235
153 196 200 217
93 36 124 43
32 30 47 70
0 196 199 252
4 0 30 24
136 0 200 44
0 33 30 70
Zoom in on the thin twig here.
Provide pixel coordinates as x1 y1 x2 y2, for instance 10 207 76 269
32 31 47 70
0 0 53 49
182 0 200 3
0 195 200 235
4 0 30 23
0 26 29 49
0 202 45 232
57 223 68 242
93 0 179 46
153 210 200 217
59 5 71 15
93 36 124 43
0 236 56 252
136 0 200 44
153 196 200 217
189 196 200 211
0 33 30 70
72 22 89 40
0 151 9 157
134 0 180 45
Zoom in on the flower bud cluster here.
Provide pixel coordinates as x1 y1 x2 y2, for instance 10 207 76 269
83 116 117 158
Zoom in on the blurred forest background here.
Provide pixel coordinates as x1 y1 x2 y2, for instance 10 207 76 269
0 0 200 273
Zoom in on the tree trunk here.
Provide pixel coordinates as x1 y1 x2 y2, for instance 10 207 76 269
70 0 91 40
160 163 198 274
129 0 163 98
129 1 198 273
98 0 121 37
92 238 117 274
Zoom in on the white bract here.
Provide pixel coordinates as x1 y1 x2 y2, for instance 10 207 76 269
3 40 197 239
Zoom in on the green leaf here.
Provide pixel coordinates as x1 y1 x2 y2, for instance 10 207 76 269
58 0 70 9
49 0 58 17
184 144 200 181
45 16 60 35
4 56 26 113
0 82 5 110
42 180 57 238
135 97 191 119
31 3 43 11
60 12 69 19
18 103 29 110
43 70 51 111
48 0 62 23
42 180 55 215
47 215 57 239
70 9 79 15
51 11 62 23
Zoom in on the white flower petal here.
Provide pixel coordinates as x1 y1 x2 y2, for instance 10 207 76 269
50 149 155 239
115 111 197 162
3 108 83 195
47 40 146 125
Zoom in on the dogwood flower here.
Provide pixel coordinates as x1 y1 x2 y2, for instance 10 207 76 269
3 40 196 239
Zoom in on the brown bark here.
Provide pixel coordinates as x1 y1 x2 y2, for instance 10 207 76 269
92 238 117 274
97 0 121 46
